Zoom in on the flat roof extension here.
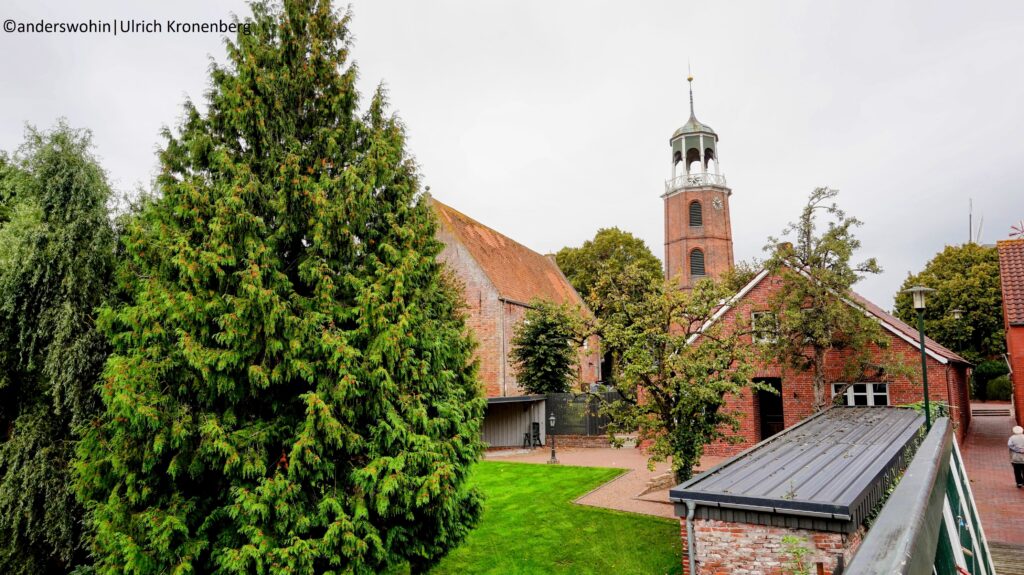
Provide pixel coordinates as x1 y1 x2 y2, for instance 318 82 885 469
670 407 924 533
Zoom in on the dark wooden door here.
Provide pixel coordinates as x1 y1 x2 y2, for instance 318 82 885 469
756 378 784 440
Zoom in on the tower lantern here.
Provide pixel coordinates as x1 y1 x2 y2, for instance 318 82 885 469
663 75 734 289
670 75 722 185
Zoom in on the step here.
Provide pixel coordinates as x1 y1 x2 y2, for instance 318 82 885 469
972 409 1012 416
990 542 1024 575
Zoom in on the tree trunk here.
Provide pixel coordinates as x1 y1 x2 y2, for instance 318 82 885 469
813 347 827 411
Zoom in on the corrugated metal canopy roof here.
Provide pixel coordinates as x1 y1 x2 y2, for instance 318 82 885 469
486 395 546 405
670 407 924 526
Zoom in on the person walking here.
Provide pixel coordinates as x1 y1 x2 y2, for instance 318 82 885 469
1010 425 1024 488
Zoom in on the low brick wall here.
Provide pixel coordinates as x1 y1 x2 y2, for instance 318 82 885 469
680 518 863 575
544 434 613 448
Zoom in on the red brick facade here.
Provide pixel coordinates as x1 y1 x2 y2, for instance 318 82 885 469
664 186 734 289
680 519 864 575
997 239 1024 425
432 198 601 397
1008 326 1024 426
699 271 972 457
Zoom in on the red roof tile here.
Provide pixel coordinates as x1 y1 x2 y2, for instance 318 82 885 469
998 239 1024 326
847 291 969 364
431 198 584 307
706 268 970 365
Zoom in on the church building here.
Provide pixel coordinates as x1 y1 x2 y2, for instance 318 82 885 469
431 197 601 448
663 78 972 453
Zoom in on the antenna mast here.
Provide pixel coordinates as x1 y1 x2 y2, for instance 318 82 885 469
969 198 973 244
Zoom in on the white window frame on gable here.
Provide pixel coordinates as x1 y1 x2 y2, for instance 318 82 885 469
831 382 889 406
751 311 778 344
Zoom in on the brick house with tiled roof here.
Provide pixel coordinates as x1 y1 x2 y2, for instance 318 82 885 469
997 238 1024 425
691 268 972 455
431 197 601 447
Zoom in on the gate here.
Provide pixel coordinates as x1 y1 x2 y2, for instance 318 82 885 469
545 392 620 436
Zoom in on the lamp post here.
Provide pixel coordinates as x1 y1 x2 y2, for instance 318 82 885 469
903 285 936 430
547 412 558 464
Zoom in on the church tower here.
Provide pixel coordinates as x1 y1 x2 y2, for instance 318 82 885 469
664 75 734 288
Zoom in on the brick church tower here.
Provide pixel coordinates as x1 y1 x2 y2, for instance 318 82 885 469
663 75 734 288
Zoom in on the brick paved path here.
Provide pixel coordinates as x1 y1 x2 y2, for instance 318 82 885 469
961 402 1024 546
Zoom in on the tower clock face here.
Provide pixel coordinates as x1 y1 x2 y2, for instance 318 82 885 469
712 197 723 211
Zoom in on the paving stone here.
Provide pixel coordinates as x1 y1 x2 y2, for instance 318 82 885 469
962 402 1024 547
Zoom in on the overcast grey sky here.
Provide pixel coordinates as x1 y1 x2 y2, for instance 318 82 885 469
2 0 1022 307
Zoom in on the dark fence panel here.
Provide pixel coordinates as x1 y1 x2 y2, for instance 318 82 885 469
545 391 621 437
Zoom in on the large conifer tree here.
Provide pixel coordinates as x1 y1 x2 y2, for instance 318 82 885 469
0 123 116 573
76 2 485 573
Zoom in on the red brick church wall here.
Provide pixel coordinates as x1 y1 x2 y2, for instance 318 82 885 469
435 224 601 398
435 224 505 396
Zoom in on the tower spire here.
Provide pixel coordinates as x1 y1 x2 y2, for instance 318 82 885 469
687 66 695 118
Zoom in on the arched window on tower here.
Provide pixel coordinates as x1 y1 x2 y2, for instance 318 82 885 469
690 248 706 277
689 200 703 227
673 150 685 178
686 147 701 174
705 157 717 175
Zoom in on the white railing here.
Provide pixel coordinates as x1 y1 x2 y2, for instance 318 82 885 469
664 172 727 193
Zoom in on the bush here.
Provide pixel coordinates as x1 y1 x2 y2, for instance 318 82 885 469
899 400 950 420
973 359 1010 400
987 375 1012 401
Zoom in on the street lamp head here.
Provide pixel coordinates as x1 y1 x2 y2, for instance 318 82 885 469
548 413 556 429
903 285 935 310
950 308 964 320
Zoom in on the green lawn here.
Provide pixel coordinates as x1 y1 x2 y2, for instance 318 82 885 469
426 461 683 575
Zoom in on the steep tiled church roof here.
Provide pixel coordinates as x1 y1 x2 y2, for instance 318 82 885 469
431 198 584 306
998 238 1024 326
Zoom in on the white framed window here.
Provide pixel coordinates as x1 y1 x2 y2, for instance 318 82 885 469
832 382 889 406
751 311 778 344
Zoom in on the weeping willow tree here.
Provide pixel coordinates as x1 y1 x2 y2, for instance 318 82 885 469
0 123 117 574
75 1 485 573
